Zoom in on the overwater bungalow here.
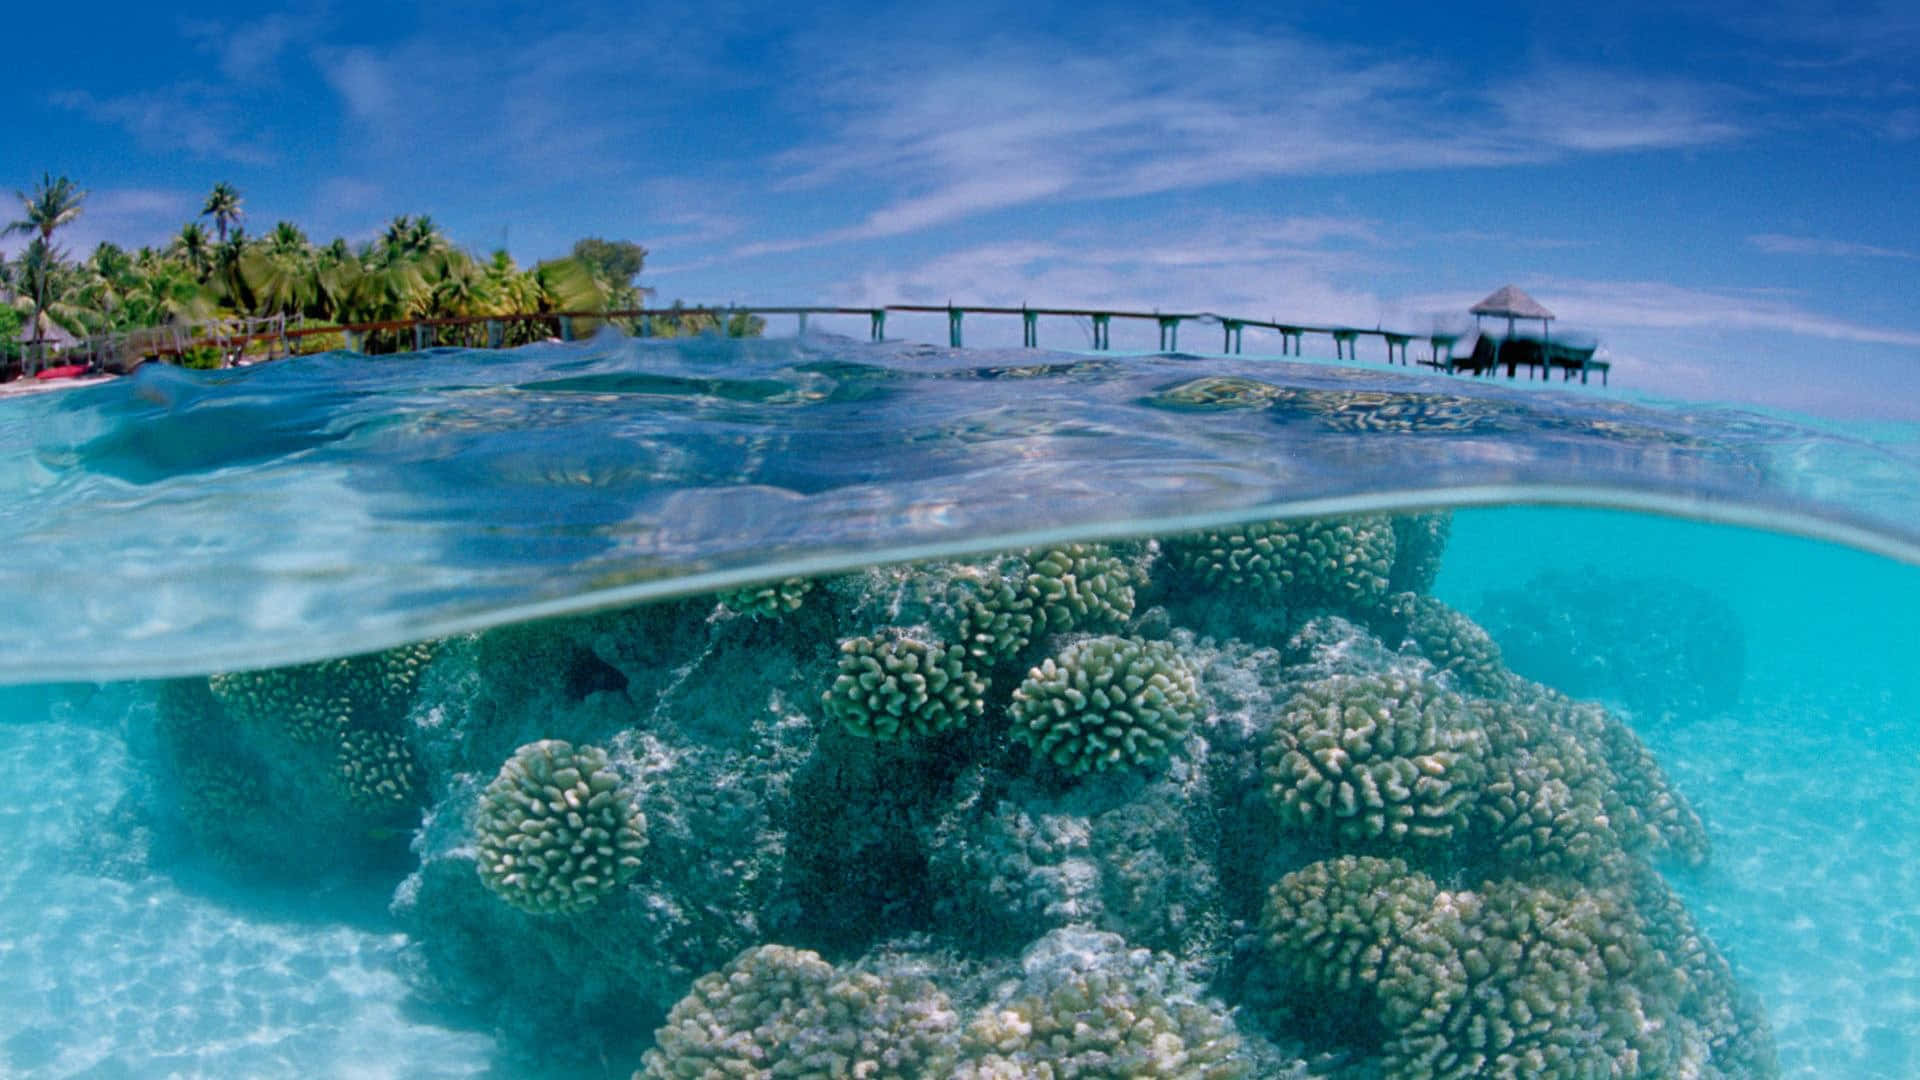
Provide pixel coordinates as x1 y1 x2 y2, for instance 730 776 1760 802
1443 285 1608 384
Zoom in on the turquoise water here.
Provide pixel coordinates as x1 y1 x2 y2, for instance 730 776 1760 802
1 334 1917 1077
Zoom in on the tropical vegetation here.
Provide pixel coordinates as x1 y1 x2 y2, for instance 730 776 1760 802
2 176 755 378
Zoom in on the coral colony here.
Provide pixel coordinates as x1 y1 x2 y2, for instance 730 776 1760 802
151 512 1775 1077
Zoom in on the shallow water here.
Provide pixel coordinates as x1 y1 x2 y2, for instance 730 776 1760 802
1 335 1916 1078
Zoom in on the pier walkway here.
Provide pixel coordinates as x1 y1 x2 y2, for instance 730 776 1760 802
31 303 1609 386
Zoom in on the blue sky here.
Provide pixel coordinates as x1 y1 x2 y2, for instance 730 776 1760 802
8 0 1919 417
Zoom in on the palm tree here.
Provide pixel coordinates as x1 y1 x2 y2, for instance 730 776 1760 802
171 222 213 281
201 182 244 245
4 174 86 371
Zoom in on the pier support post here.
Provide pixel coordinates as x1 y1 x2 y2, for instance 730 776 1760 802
413 323 428 352
559 315 575 341
1333 330 1358 360
1022 308 1038 348
1091 313 1111 350
488 320 504 348
344 329 360 353
870 310 886 342
798 312 809 336
1157 316 1180 351
948 307 964 348
1222 320 1243 354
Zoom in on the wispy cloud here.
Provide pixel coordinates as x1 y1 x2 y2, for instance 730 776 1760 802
1414 279 1920 348
1750 233 1918 259
182 13 323 84
0 186 196 258
825 215 1411 336
753 24 1744 253
1486 67 1743 151
50 87 275 166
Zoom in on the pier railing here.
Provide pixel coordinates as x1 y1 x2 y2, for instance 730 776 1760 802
29 303 1608 385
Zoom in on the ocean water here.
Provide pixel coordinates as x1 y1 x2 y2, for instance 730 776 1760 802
0 333 1916 1078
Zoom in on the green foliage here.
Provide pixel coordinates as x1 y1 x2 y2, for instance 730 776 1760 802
474 739 648 915
180 344 224 369
1010 635 1201 775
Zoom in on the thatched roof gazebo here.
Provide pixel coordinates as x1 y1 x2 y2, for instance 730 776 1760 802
1471 284 1554 341
12 312 80 377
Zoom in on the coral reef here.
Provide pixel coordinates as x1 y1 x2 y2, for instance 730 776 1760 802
334 727 424 813
127 510 1767 1076
1386 592 1511 697
1262 856 1776 1079
636 944 961 1079
1011 635 1202 775
1387 511 1452 595
957 929 1250 1079
1022 543 1139 634
1261 669 1488 846
718 576 812 617
823 630 988 740
473 739 648 915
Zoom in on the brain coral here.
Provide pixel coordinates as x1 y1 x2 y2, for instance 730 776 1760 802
1023 543 1138 634
948 561 1041 664
1262 670 1488 845
208 642 439 743
957 929 1248 1079
1263 857 1776 1080
1010 635 1202 775
1162 515 1397 609
474 739 647 915
636 944 961 1079
335 728 424 813
718 576 812 617
822 630 988 740
1387 512 1452 595
1388 593 1511 698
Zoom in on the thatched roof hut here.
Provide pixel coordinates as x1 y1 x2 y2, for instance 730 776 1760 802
1471 284 1555 341
15 311 79 350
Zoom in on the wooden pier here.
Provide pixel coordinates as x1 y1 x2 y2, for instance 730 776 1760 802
34 301 1609 386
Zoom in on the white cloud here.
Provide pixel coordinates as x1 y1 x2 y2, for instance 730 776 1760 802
1411 279 1920 348
1750 233 1918 259
1486 67 1743 151
318 48 398 121
49 87 274 166
0 186 195 258
752 25 1743 254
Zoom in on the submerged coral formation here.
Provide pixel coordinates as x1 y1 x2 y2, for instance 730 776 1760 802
823 630 988 740
1262 670 1488 845
718 576 812 617
636 944 961 1079
1010 635 1202 775
1022 543 1139 634
1263 856 1769 1079
133 509 1770 1077
473 739 648 915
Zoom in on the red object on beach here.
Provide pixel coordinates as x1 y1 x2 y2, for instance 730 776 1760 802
35 364 89 380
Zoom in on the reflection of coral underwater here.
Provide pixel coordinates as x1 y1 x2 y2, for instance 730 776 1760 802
147 511 1776 1076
